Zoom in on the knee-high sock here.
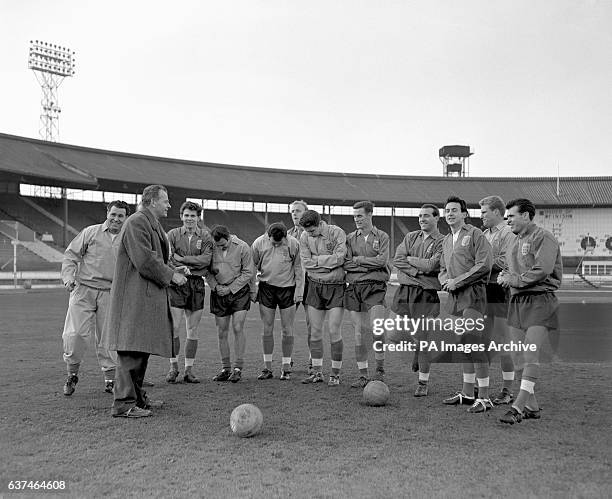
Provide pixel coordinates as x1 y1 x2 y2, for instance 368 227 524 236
514 363 538 412
185 339 198 367
263 335 274 369
374 332 385 364
310 339 323 373
355 343 368 375
462 368 476 396
281 336 294 359
331 339 343 375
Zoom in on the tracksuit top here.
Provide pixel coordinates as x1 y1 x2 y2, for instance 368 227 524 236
506 223 563 295
252 234 304 291
205 235 254 294
167 226 213 277
299 221 346 284
61 220 118 291
483 222 516 284
393 230 444 290
343 226 390 284
439 224 492 290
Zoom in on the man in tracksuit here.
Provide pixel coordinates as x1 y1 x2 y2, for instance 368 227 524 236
439 196 493 414
498 198 562 425
299 210 347 386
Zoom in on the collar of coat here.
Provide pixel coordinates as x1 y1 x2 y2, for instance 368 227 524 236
141 208 167 240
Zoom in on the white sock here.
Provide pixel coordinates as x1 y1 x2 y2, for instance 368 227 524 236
520 379 535 394
477 377 489 388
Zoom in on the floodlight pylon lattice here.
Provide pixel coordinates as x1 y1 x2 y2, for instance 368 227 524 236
28 40 76 142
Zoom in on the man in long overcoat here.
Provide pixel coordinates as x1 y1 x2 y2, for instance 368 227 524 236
103 184 187 418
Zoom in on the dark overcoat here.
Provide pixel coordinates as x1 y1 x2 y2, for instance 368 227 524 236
102 208 174 356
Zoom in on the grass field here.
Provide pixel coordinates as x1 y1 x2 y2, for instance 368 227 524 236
1 288 611 498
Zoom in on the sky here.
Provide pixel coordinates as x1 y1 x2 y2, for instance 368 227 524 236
1 0 611 178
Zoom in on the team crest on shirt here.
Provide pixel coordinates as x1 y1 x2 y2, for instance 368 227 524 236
372 239 380 251
326 241 334 251
521 242 531 255
196 239 202 250
461 235 471 246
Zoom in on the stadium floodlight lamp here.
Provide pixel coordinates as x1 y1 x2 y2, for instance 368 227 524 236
28 40 76 77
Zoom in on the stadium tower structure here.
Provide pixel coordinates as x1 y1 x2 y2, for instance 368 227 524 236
439 145 473 177
28 41 76 143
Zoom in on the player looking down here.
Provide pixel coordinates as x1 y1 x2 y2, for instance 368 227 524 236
252 222 303 381
298 210 347 386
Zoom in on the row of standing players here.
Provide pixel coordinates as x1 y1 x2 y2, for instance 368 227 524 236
60 186 562 423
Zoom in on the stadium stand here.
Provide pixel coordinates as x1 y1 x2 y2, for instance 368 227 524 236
1 132 610 283
2 132 611 207
0 194 77 245
34 198 105 233
0 238 61 272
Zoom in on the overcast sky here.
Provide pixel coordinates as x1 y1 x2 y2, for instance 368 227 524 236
2 1 611 178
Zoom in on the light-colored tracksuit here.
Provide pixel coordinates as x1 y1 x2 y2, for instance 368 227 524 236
61 221 118 378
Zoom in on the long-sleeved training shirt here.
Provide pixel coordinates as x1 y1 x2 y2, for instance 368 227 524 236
393 230 444 290
506 222 562 295
205 235 254 294
439 224 492 290
252 234 304 295
167 226 213 276
483 221 516 283
343 226 390 284
299 221 346 284
61 220 118 290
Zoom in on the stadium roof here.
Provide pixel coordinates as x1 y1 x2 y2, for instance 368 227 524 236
1 132 611 207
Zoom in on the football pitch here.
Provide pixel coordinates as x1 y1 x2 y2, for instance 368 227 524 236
1 289 611 498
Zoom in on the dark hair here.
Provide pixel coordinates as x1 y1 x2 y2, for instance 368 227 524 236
141 185 167 206
353 200 374 214
479 195 505 216
299 210 321 228
267 222 287 242
445 195 468 214
211 225 231 241
420 203 440 217
180 201 202 216
107 200 131 216
506 198 536 221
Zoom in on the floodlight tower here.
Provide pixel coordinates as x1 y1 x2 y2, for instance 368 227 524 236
28 40 76 142
439 145 473 177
